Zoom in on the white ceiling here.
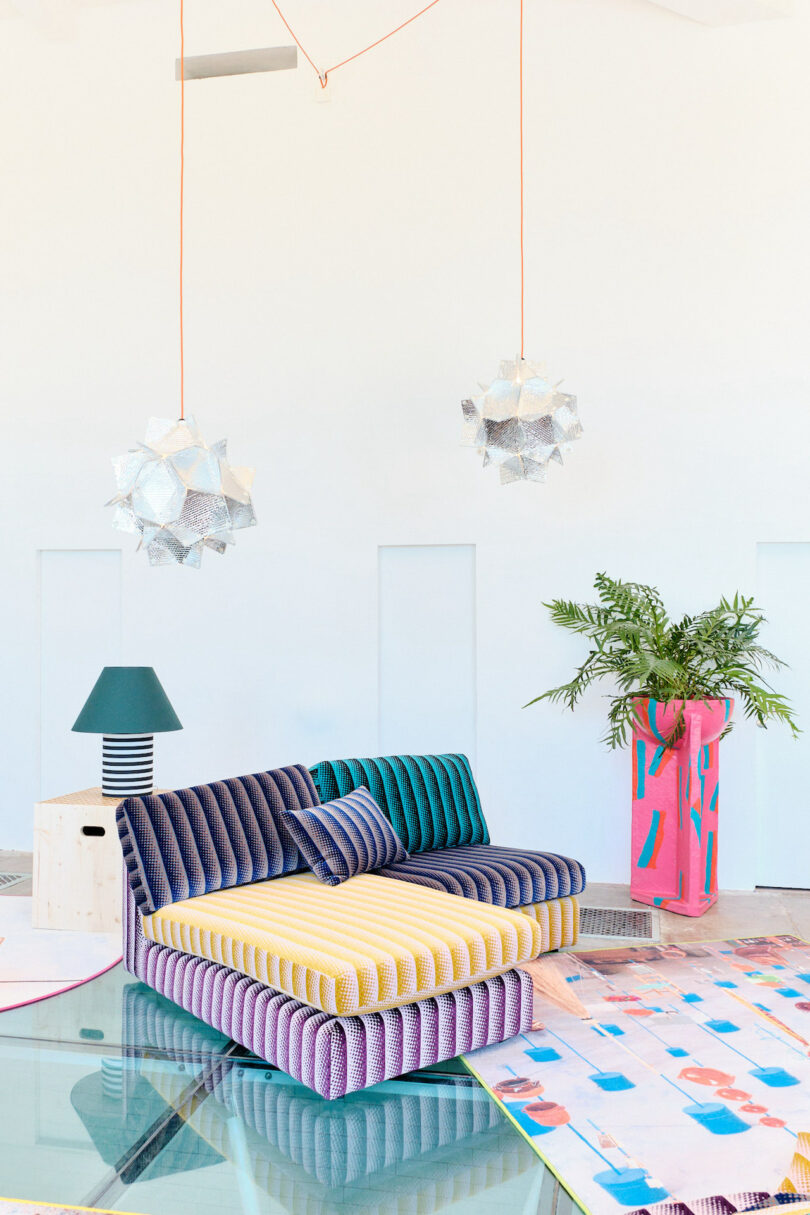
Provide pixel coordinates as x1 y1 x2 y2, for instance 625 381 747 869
0 0 796 42
645 0 792 24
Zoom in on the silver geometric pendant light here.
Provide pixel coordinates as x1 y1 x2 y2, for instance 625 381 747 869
462 0 582 484
462 356 582 485
108 416 256 567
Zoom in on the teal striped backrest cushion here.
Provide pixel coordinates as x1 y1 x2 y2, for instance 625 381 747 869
308 754 489 854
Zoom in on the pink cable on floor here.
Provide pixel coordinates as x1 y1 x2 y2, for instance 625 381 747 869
0 955 123 1014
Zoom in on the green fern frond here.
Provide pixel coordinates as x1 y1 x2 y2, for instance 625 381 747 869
526 573 800 749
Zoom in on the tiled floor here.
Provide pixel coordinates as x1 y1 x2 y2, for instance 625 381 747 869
580 881 810 945
0 852 32 899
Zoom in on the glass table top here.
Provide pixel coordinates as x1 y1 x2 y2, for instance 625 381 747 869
0 965 582 1215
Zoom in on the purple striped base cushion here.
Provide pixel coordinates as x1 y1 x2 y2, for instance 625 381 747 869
124 879 531 1099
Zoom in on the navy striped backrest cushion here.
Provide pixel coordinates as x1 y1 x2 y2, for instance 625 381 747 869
117 764 318 913
308 754 489 855
282 786 408 886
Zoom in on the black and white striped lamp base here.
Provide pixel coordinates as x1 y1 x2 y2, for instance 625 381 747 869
102 734 154 798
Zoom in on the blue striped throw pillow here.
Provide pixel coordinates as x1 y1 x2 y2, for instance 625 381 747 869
282 787 408 886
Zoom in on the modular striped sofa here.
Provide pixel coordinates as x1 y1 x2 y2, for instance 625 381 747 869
118 754 585 1099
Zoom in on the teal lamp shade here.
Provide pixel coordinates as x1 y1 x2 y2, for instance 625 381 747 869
73 667 181 798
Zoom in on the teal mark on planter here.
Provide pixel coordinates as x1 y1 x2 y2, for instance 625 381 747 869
710 783 719 814
705 831 715 895
646 700 668 744
635 740 646 799
690 806 702 843
654 871 683 907
638 810 662 869
649 745 666 776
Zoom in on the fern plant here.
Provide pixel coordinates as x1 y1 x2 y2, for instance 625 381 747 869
527 572 799 750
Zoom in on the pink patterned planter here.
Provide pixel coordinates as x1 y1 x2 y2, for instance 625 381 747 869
630 698 733 917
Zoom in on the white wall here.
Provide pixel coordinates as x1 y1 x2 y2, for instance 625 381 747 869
1 0 809 889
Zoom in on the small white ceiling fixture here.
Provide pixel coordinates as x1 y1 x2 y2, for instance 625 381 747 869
175 45 297 81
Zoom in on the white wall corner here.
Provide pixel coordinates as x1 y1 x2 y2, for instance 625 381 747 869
646 0 792 25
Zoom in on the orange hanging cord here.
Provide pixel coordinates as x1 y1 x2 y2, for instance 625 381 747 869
179 0 185 420
270 0 444 88
519 0 525 360
268 0 320 76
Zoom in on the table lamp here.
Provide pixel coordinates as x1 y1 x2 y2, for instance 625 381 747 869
72 666 182 798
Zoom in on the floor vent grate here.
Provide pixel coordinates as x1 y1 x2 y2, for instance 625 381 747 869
579 905 660 941
0 872 27 891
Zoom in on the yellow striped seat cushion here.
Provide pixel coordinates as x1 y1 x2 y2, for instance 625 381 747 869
518 895 579 950
141 871 542 1017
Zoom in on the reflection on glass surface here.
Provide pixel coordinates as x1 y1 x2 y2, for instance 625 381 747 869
111 982 541 1214
0 962 133 1047
70 1057 224 1179
0 967 579 1215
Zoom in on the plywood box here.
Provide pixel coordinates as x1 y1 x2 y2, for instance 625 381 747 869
33 788 123 932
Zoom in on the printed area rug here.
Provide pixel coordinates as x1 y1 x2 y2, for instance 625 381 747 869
463 936 810 1215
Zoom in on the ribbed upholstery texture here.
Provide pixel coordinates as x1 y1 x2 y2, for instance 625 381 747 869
124 877 533 1100
379 844 586 907
243 1129 531 1215
117 764 318 913
205 1077 501 1190
283 787 408 886
124 985 505 1188
309 754 489 854
140 871 542 1016
140 1072 533 1215
518 894 579 948
127 1005 535 1210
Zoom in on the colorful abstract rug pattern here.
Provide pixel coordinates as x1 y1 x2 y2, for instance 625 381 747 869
463 937 810 1214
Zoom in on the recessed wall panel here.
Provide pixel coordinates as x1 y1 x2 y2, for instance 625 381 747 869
39 550 122 800
756 541 810 888
378 544 476 760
